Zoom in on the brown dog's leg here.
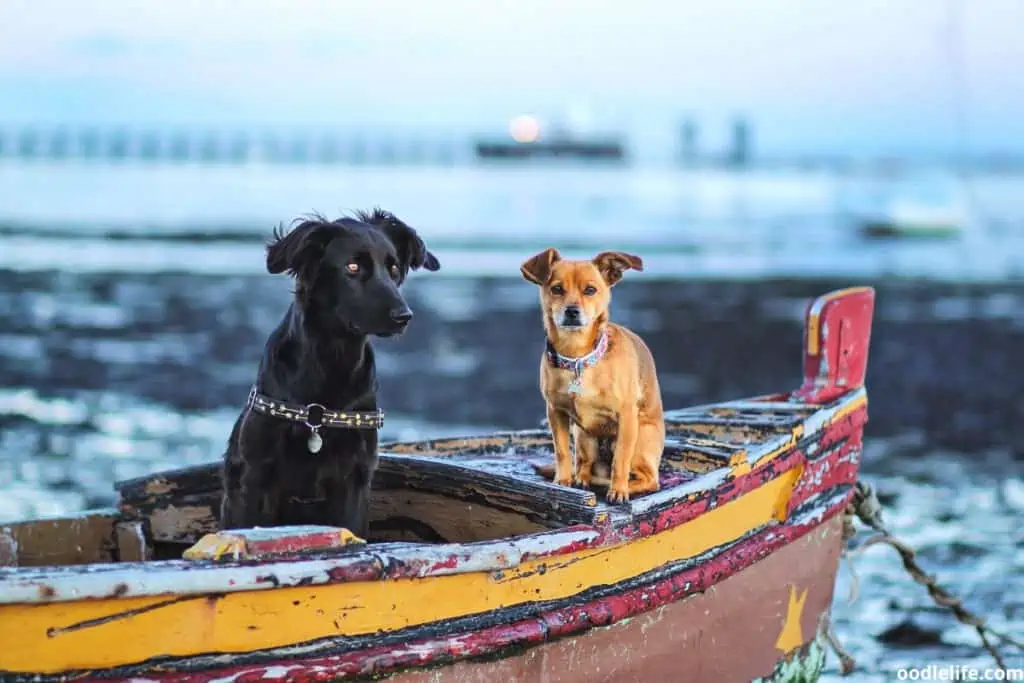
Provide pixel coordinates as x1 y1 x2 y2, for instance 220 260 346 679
608 410 639 503
628 420 664 495
572 425 598 489
547 406 574 487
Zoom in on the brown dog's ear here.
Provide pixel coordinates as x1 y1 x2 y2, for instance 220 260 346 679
593 251 643 286
520 248 561 285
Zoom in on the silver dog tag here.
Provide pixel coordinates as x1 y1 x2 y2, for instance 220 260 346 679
568 378 583 395
307 430 323 454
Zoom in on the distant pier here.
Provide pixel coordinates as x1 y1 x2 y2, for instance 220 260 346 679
1 124 1021 173
0 127 468 166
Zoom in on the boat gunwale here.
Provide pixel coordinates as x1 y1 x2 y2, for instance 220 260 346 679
0 388 866 606
0 488 855 682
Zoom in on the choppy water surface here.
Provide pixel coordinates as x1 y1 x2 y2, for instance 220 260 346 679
0 162 1021 680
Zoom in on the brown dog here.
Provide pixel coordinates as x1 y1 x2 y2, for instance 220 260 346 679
521 248 665 503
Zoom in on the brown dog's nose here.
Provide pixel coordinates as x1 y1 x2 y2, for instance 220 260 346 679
389 307 413 325
562 306 582 323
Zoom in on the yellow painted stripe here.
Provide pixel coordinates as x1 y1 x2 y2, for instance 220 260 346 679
807 314 819 356
0 468 802 674
824 392 867 425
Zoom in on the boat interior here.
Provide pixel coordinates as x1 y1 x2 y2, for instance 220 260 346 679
0 394 823 569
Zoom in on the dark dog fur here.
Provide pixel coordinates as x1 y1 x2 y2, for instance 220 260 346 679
219 209 440 537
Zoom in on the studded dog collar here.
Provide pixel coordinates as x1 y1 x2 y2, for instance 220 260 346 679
545 329 609 395
246 385 384 453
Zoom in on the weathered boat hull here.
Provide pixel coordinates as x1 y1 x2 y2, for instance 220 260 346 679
154 516 844 683
0 287 875 682
385 520 841 683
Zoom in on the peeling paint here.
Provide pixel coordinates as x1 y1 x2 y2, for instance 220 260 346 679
753 637 827 683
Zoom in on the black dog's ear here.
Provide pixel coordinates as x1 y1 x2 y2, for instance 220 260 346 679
592 251 643 287
266 217 330 277
387 221 441 273
360 208 440 274
520 247 561 285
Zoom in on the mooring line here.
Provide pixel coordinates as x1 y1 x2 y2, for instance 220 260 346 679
830 480 1022 675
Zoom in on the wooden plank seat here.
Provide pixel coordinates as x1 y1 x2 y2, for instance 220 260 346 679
667 410 807 431
384 430 757 511
660 436 747 475
664 398 814 444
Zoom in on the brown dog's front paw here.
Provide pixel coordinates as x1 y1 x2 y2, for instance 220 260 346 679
573 476 591 489
532 462 557 479
606 487 630 504
554 475 573 488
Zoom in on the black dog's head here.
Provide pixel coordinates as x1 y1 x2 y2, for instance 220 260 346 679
266 208 440 337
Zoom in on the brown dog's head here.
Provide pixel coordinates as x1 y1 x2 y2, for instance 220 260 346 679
520 248 643 333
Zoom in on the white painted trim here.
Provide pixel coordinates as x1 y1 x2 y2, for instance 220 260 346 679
0 527 602 605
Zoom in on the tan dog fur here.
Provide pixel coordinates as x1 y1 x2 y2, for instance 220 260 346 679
521 248 665 503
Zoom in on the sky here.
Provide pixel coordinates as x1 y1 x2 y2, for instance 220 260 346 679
0 0 1021 157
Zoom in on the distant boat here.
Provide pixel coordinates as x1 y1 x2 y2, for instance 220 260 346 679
858 199 967 239
841 173 975 241
474 114 627 163
474 138 626 161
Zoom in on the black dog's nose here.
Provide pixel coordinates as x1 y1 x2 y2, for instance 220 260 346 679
389 307 413 325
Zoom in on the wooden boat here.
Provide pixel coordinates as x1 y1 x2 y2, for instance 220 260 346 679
0 287 876 683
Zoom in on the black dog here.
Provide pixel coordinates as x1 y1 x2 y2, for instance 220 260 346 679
219 209 440 537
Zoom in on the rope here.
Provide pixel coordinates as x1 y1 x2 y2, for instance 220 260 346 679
825 622 857 676
829 480 1024 676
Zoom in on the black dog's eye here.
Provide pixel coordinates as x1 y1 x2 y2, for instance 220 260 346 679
550 284 564 296
390 263 401 279
345 261 360 276
583 285 597 296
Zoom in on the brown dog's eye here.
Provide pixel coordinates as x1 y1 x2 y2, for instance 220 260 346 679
550 284 564 296
346 262 360 275
583 285 597 296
